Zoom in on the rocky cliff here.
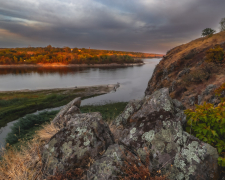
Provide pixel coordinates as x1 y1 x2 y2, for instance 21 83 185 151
145 31 225 109
42 89 219 179
38 33 225 179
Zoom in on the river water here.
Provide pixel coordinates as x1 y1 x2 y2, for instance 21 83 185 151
0 58 161 147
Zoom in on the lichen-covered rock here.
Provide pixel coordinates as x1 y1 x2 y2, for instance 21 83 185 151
118 88 219 180
52 97 81 126
130 88 175 123
198 84 218 105
112 99 144 128
189 96 195 106
177 68 190 79
203 84 217 96
169 80 177 93
87 144 126 180
173 99 186 111
175 110 187 129
42 112 114 176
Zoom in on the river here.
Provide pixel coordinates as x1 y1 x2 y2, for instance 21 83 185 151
0 58 161 148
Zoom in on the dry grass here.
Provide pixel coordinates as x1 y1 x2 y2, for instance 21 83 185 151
36 123 60 142
118 148 167 180
0 123 59 180
0 120 168 180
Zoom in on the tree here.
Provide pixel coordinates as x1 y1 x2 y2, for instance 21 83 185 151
201 28 216 37
220 18 225 32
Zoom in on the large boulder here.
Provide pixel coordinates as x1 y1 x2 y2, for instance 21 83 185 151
87 144 126 180
114 88 219 180
42 112 114 176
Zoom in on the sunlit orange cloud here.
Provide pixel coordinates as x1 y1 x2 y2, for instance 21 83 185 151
0 28 23 39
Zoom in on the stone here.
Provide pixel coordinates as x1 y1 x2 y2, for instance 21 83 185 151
87 144 126 180
172 99 186 111
198 84 217 105
203 84 217 96
189 96 195 106
198 94 203 105
112 99 144 128
130 88 175 123
163 68 168 79
175 110 187 129
177 68 190 79
117 88 219 180
169 80 176 93
42 112 114 176
52 97 81 126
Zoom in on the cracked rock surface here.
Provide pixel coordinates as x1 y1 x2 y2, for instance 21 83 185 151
42 88 219 179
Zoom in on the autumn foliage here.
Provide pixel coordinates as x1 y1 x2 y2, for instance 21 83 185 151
185 83 225 166
0 46 161 65
206 45 225 64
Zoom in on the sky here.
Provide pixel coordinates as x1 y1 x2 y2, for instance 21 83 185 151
0 0 225 54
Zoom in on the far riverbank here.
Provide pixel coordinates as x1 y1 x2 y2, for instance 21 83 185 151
0 63 144 68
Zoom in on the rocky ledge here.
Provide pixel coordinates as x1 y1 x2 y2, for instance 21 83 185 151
42 88 219 180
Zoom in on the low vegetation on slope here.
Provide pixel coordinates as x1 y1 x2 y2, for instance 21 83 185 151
145 31 225 109
185 83 225 166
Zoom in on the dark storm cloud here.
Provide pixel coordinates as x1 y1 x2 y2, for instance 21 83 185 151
0 0 225 53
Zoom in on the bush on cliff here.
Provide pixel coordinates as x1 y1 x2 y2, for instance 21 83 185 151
201 28 216 37
185 83 225 166
206 45 225 64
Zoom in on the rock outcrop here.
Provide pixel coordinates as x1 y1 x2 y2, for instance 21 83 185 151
116 88 219 179
42 112 114 175
145 31 225 109
42 88 219 179
52 97 81 127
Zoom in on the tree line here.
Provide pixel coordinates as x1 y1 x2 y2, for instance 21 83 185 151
0 46 160 65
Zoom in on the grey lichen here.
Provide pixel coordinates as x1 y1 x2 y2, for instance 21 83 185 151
139 123 144 127
142 130 155 143
76 127 87 136
130 127 137 139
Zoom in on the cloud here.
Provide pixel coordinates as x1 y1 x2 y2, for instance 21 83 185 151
0 0 225 53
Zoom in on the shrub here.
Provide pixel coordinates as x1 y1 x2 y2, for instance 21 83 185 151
201 62 218 74
201 28 216 37
206 45 225 64
214 83 225 101
185 84 225 166
215 83 225 96
182 70 210 83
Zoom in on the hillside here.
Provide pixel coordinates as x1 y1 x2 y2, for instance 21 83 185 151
0 46 163 65
145 31 225 108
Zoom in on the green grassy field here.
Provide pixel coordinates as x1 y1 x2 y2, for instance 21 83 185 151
5 102 128 148
0 88 105 128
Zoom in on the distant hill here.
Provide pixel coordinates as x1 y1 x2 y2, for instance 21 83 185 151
0 46 164 65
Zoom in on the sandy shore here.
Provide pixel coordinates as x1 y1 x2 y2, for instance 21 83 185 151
0 63 144 68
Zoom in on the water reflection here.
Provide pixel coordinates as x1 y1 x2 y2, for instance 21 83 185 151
0 58 161 147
